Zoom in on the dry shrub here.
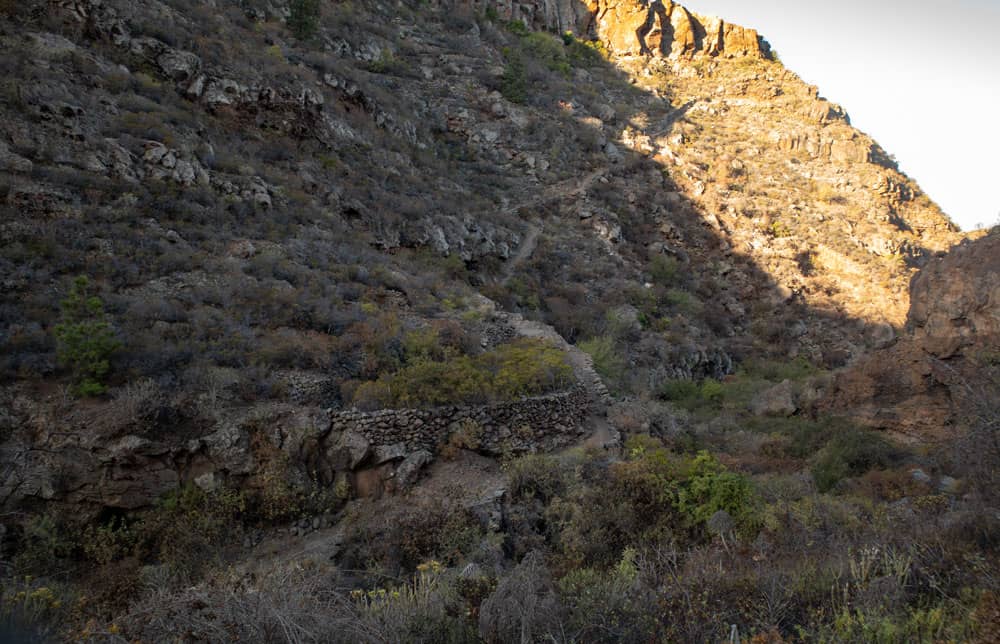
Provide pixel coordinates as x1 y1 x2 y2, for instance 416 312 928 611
115 562 474 643
479 551 564 643
115 565 355 642
340 495 484 574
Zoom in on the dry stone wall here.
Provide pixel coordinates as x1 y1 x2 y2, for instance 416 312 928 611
329 386 591 463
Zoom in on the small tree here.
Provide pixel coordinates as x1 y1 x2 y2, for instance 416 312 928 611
53 276 121 396
287 0 321 39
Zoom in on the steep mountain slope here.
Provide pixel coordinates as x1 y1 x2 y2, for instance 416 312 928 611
1 1 995 640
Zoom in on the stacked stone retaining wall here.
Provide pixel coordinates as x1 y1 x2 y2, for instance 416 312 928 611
330 386 591 456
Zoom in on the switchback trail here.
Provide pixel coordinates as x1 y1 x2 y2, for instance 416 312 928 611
496 167 609 284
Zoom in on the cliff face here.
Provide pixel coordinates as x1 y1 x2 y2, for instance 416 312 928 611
593 1 767 59
908 234 1000 359
824 232 1000 441
454 0 768 59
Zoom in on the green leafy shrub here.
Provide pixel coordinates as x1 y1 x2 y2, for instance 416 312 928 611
12 514 78 575
288 0 321 39
741 356 819 382
506 453 568 502
619 439 759 534
136 485 247 580
675 451 758 534
367 51 408 75
659 378 700 405
500 49 528 103
562 32 607 66
698 379 724 405
659 378 724 411
556 548 657 641
53 276 122 396
353 338 572 409
521 32 571 76
649 254 680 286
664 288 703 316
768 219 793 238
503 19 529 37
544 438 760 568
812 428 902 492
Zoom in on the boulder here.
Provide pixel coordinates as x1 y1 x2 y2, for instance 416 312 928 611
374 442 408 464
156 48 202 83
328 429 371 470
909 235 1000 359
395 450 434 487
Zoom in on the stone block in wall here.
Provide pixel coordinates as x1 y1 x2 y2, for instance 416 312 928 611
374 442 407 464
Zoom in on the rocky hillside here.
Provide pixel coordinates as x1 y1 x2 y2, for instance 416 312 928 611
2 1 996 641
0 0 963 516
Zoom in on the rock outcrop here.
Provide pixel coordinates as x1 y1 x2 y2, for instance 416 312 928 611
456 0 768 59
594 1 767 59
823 232 999 441
907 235 1000 359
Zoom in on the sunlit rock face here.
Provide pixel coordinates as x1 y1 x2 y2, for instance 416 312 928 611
593 1 766 59
908 234 1000 359
823 232 1000 441
454 0 768 59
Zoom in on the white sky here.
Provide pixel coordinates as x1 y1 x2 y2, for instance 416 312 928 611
686 0 1000 231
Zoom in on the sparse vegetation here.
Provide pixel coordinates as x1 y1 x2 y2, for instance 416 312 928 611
287 0 321 39
0 0 990 641
53 277 122 396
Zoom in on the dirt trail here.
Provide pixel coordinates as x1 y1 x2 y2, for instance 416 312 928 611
503 167 607 217
497 168 608 284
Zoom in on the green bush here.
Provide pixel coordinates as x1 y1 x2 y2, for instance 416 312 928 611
699 379 724 405
53 276 122 396
500 50 528 104
649 255 679 287
521 32 571 76
288 0 321 39
352 338 572 409
664 288 703 316
741 356 819 382
659 378 700 404
812 428 902 492
506 453 568 502
562 32 607 67
619 439 759 530
503 19 529 37
659 378 724 411
550 438 760 560
675 451 758 534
